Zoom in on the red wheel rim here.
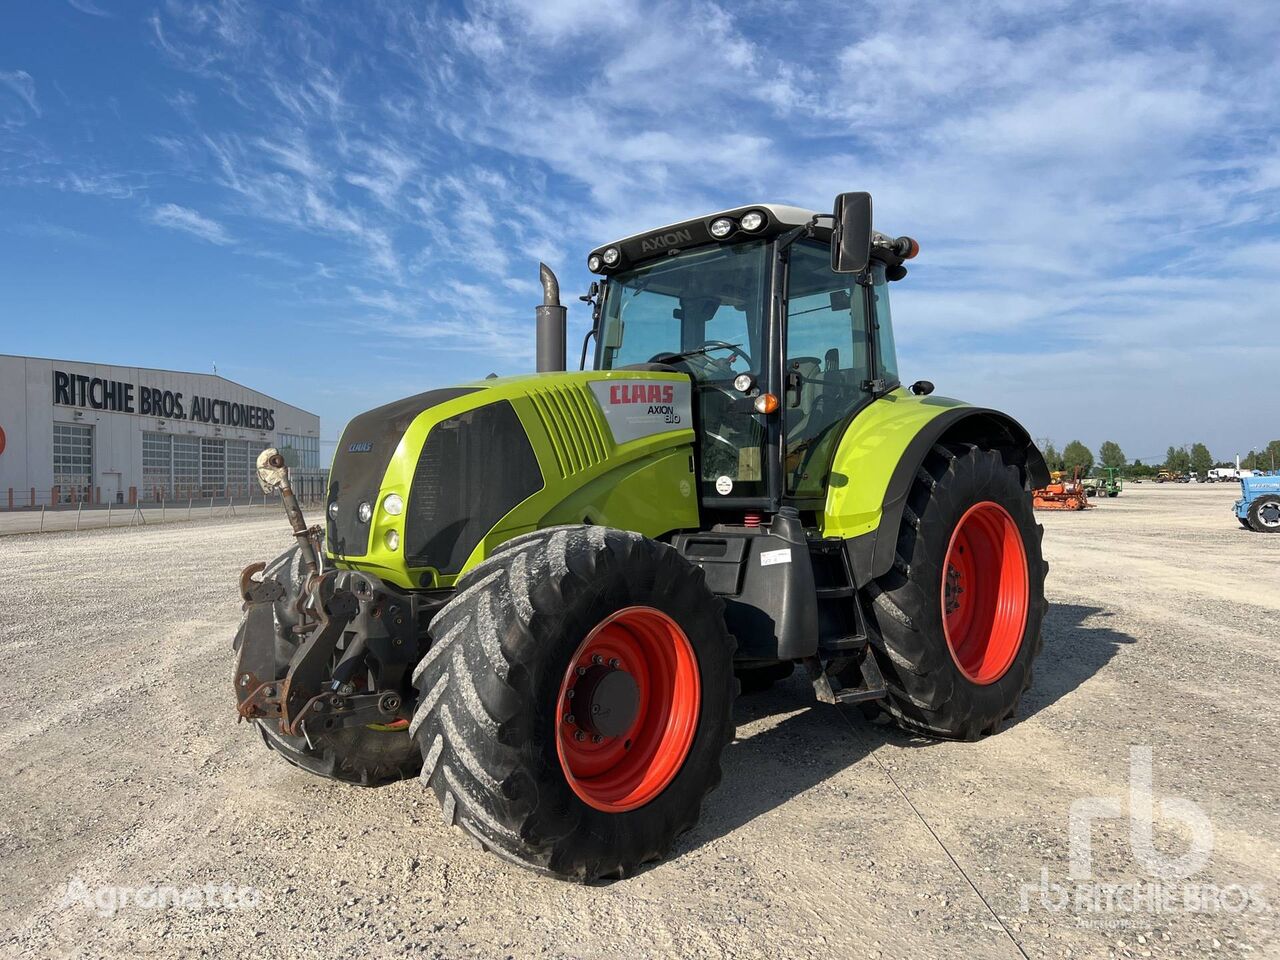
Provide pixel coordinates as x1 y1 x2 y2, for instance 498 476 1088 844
941 501 1029 685
555 607 701 812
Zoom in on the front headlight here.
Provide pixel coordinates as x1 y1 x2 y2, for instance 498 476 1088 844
383 493 404 516
739 210 766 232
709 218 734 238
385 529 399 551
602 247 620 266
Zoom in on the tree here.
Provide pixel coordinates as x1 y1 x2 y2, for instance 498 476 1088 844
1266 440 1280 472
1037 438 1062 472
1166 445 1191 475
1062 440 1094 475
1189 443 1213 477
1099 440 1126 469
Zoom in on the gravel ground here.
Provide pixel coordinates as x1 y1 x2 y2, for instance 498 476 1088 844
0 484 1275 959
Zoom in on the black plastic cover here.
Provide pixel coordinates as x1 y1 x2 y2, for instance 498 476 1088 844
671 509 819 661
327 387 478 557
404 400 543 575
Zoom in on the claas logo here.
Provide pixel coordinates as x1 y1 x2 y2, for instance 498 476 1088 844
609 384 675 405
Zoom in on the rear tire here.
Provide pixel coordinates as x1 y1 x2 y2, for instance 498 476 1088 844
862 444 1047 739
1248 497 1280 532
410 526 736 881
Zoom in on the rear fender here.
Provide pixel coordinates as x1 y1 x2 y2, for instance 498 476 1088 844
822 391 1047 587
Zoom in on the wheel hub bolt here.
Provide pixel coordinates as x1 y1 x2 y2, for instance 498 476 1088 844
576 666 587 677
608 658 620 668
574 730 586 742
592 654 604 665
592 734 603 744
564 713 575 725
565 689 575 699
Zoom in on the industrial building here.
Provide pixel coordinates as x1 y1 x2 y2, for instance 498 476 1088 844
0 354 323 506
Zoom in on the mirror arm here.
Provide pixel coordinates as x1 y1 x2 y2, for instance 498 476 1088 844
579 327 597 370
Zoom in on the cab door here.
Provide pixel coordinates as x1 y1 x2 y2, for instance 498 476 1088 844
782 240 886 505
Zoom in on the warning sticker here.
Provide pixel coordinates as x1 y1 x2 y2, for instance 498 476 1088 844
588 379 693 445
760 548 792 566
715 475 733 496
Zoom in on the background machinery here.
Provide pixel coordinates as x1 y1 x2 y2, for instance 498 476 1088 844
1236 474 1280 532
232 193 1050 881
1033 468 1091 511
1082 466 1124 499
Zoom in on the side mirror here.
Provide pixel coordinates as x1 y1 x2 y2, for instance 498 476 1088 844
909 380 935 396
831 191 872 274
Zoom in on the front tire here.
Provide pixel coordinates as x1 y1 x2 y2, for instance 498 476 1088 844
410 526 736 881
863 444 1048 739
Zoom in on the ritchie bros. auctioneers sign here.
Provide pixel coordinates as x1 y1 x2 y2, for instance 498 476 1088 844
52 369 276 430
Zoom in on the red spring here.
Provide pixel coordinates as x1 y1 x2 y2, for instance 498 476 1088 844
743 512 762 528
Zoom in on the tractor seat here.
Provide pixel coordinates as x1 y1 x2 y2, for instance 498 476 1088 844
786 357 822 438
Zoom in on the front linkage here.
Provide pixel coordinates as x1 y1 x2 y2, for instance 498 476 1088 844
233 448 431 743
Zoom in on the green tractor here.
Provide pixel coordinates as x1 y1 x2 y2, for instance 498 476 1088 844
233 193 1050 881
1084 466 1124 498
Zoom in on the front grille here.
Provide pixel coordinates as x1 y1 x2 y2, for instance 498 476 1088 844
326 387 478 557
404 400 543 575
527 384 608 478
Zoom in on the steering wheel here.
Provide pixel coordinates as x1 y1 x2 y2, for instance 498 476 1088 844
650 340 754 370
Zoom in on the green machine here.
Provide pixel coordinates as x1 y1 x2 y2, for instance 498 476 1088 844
1083 467 1124 498
233 193 1050 881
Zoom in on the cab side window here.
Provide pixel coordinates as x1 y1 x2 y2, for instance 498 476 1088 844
870 262 898 384
783 240 873 497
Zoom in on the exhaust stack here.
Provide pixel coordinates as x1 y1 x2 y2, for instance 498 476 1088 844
535 262 567 373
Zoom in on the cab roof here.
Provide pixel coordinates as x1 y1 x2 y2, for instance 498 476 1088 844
587 202 898 276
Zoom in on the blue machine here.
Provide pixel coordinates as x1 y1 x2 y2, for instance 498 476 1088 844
1236 474 1280 532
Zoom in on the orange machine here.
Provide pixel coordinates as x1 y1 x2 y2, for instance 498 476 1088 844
1033 469 1092 511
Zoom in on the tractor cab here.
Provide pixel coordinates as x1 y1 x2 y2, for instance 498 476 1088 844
583 199 918 516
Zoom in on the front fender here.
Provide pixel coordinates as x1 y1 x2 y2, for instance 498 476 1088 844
822 390 1047 586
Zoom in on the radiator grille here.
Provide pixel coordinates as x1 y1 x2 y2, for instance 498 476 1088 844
528 385 609 477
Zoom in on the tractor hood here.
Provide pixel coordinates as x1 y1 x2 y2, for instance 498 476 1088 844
1241 474 1280 496
325 371 700 589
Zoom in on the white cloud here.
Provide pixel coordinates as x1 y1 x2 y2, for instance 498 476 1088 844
0 70 40 117
67 0 112 16
149 202 233 244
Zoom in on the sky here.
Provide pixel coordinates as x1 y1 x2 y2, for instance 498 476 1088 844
1 0 1277 466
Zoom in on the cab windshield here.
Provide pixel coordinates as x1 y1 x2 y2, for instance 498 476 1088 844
596 241 770 499
595 241 767 375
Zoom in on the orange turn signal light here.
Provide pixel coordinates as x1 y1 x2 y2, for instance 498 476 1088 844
753 393 780 414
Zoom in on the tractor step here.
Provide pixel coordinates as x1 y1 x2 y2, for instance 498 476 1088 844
815 584 856 599
832 683 888 705
818 634 868 652
802 650 887 706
